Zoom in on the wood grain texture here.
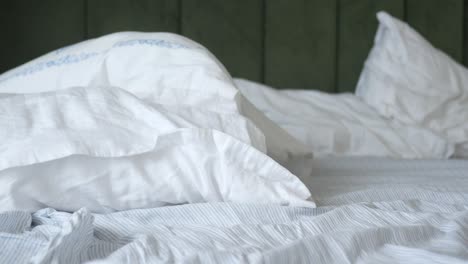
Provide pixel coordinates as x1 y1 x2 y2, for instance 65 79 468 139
337 0 404 92
1 1 468 91
465 1 468 67
265 0 336 91
181 0 263 82
406 0 463 62
182 0 263 81
0 0 85 73
87 0 180 38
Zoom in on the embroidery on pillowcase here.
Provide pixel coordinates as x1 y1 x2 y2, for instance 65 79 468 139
0 38 193 83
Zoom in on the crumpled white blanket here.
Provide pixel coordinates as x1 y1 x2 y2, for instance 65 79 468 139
234 78 454 159
0 201 466 264
1 156 467 264
0 85 313 213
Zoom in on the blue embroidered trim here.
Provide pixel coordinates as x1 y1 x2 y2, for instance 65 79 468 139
0 38 192 83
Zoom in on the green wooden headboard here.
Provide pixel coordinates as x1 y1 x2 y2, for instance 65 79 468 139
0 0 465 93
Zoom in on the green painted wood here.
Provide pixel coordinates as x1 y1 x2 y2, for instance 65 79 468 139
0 0 85 73
464 1 468 67
406 0 463 62
87 0 180 38
337 0 404 93
181 0 263 82
265 0 336 91
2 1 468 92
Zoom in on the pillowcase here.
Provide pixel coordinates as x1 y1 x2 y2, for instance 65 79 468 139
0 32 237 113
235 78 453 159
0 32 309 166
0 86 314 213
356 12 468 158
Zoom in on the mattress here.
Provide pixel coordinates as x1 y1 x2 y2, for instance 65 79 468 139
1 157 467 264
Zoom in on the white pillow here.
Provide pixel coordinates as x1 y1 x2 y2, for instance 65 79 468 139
0 32 237 113
356 12 468 158
0 32 309 166
0 86 314 213
235 78 453 159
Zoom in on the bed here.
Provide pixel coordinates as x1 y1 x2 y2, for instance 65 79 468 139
1 1 468 264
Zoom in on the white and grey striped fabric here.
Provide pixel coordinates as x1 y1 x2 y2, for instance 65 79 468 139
1 157 468 264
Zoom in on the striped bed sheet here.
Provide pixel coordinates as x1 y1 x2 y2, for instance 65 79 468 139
0 157 467 263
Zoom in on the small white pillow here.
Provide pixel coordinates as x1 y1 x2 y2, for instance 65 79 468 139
0 32 309 166
356 12 468 158
235 78 453 159
0 86 314 213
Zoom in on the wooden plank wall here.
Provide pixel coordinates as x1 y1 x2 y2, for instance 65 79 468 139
0 0 465 93
265 0 337 91
181 0 263 82
0 0 85 73
337 0 404 92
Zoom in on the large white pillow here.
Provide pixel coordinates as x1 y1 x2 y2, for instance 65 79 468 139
0 32 237 113
235 78 453 159
0 86 313 213
0 32 309 166
356 12 468 158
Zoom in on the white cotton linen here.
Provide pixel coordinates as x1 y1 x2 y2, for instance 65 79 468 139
0 157 467 264
0 32 309 165
0 86 313 213
356 12 468 158
0 32 237 113
234 78 453 159
304 157 468 206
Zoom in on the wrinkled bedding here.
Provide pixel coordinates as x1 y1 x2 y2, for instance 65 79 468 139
234 78 454 159
356 12 468 158
1 158 467 264
1 30 467 264
0 32 314 213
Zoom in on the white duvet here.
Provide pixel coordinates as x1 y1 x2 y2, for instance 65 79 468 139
0 32 313 213
234 79 453 159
